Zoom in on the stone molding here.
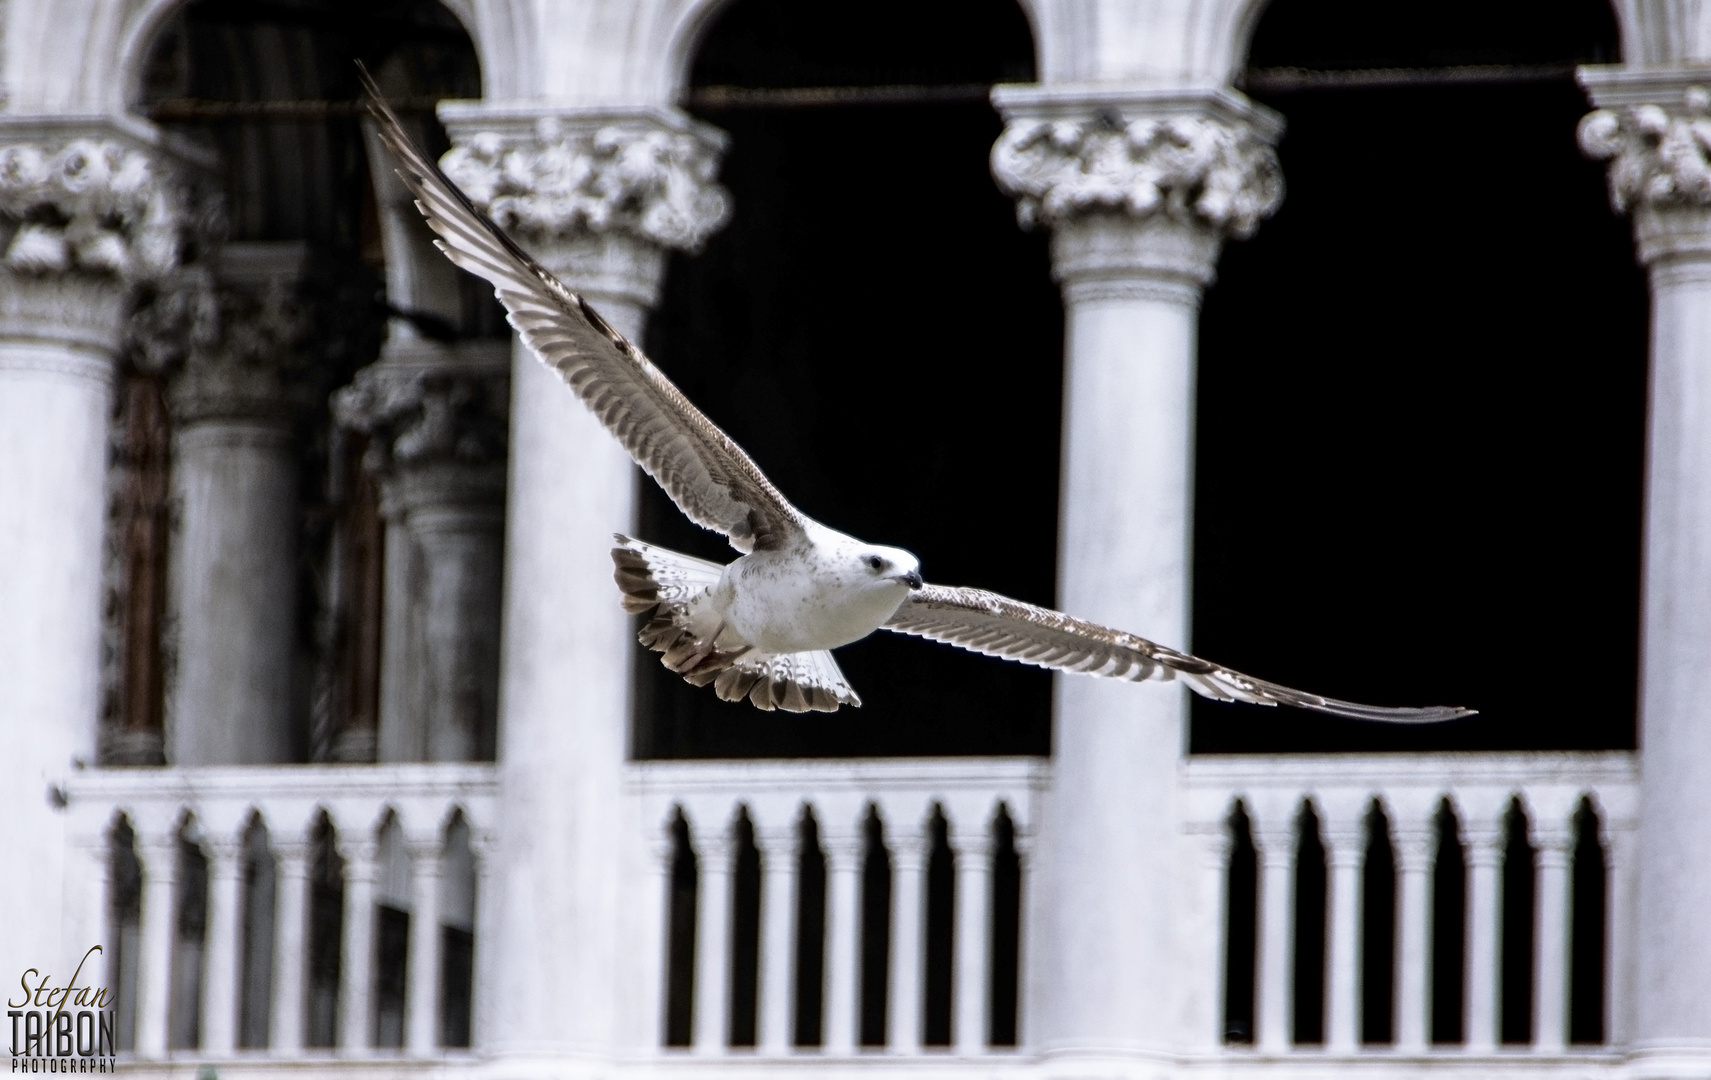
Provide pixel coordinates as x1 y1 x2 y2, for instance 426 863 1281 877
438 108 731 255
991 86 1283 240
333 340 511 486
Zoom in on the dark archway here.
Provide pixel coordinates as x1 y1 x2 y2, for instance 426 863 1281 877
638 0 1057 758
1192 0 1644 753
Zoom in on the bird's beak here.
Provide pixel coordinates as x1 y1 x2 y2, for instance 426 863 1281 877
900 571 923 590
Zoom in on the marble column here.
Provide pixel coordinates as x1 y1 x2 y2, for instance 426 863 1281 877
1580 69 1711 1076
757 826 797 1053
405 837 443 1054
162 244 307 765
953 830 992 1054
693 831 731 1055
889 833 927 1054
334 340 510 763
991 86 1282 1059
1395 826 1433 1053
200 837 243 1055
0 127 193 985
433 102 730 1060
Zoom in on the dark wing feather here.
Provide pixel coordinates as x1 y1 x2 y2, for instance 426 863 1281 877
885 584 1474 723
360 71 803 553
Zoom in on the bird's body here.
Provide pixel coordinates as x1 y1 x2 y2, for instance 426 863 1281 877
362 72 1475 723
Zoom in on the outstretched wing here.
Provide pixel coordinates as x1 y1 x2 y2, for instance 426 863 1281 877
885 584 1474 723
361 72 804 553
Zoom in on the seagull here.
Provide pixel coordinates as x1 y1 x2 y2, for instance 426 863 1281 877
361 77 1474 723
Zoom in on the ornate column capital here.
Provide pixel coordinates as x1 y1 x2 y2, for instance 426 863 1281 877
331 339 511 515
436 102 731 307
991 85 1282 297
1579 67 1711 268
136 243 313 425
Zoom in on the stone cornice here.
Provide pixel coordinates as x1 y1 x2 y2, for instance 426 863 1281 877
435 101 731 254
990 85 1284 238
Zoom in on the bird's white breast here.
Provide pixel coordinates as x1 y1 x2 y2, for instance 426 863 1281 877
720 536 910 654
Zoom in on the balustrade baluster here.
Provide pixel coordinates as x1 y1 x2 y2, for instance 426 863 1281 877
693 832 731 1054
407 837 443 1054
272 840 309 1053
1255 829 1293 1053
1326 832 1361 1053
1395 827 1432 1053
1466 827 1503 1052
953 830 992 1054
823 832 861 1054
1535 826 1572 1052
135 833 177 1058
758 826 796 1053
201 837 243 1054
890 833 926 1054
341 837 379 1052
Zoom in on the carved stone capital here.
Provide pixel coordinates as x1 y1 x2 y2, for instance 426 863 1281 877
0 126 216 284
136 245 312 424
437 104 731 255
1579 66 1711 267
991 86 1284 240
1580 86 1711 210
332 339 510 499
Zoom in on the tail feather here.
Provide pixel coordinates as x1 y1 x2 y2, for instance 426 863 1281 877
610 535 860 713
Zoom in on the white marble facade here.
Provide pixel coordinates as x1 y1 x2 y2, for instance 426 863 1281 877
1 1 1709 1078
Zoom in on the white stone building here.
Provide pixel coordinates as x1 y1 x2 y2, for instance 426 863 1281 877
0 0 1707 1078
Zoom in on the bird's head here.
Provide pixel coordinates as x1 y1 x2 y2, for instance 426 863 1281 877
855 545 924 591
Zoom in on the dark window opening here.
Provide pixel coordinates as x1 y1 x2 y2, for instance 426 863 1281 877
108 817 144 1053
1499 800 1536 1045
1223 802 1258 1045
374 904 410 1047
1568 797 1607 1045
237 815 276 1049
989 806 1022 1048
639 0 1055 760
1194 0 1642 756
664 809 698 1047
1292 802 1327 1046
1430 801 1467 1045
438 812 478 1048
923 806 956 1047
305 813 345 1048
1361 801 1396 1045
794 809 828 1047
729 809 762 1048
859 807 892 1048
169 824 209 1050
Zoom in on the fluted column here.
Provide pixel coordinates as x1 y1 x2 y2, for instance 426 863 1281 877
1395 826 1433 1053
201 837 243 1055
334 342 510 763
158 244 307 765
434 101 730 1060
0 128 193 984
1580 69 1711 1074
758 826 796 1053
992 85 1282 1058
271 841 309 1054
954 830 991 1054
889 833 927 1054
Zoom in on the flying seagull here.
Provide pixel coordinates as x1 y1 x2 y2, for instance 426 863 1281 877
361 77 1473 723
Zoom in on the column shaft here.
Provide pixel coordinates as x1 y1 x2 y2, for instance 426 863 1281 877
1326 846 1361 1052
271 846 308 1053
1534 838 1571 1052
890 842 925 1053
1466 837 1501 1052
407 849 443 1053
136 841 177 1058
1395 834 1431 1053
341 847 378 1051
201 845 242 1054
1256 847 1293 1053
168 420 297 764
758 831 796 1053
953 841 991 1053
823 840 859 1054
0 274 121 984
693 844 730 1054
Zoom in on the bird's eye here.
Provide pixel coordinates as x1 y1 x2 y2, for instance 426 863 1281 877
866 555 884 571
